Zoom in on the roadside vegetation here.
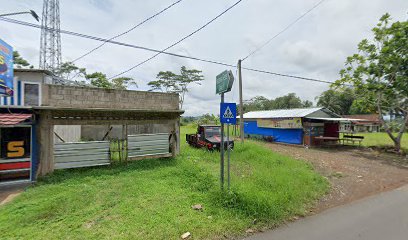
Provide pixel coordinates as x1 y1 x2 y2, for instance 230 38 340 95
0 125 328 239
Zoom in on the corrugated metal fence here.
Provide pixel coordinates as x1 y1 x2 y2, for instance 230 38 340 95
53 133 171 169
54 141 110 169
128 133 170 159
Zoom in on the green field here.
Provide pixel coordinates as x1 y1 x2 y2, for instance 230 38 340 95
358 132 408 151
0 126 328 239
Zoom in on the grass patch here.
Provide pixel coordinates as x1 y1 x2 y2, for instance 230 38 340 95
357 132 408 152
0 125 328 239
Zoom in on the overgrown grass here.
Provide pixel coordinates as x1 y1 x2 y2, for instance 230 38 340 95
0 125 328 239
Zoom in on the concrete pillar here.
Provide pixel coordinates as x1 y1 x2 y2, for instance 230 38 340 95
37 111 54 176
171 117 180 157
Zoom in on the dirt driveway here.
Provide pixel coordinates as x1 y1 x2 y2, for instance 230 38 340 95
261 142 408 212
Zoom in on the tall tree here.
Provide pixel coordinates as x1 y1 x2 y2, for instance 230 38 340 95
147 71 178 92
334 13 407 152
316 88 357 115
111 77 137 90
55 62 87 80
178 66 204 108
302 100 314 108
240 93 313 113
148 66 204 109
271 93 304 109
85 72 136 90
13 51 33 69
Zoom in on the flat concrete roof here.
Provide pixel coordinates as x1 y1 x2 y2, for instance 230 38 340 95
34 106 184 113
0 106 184 114
14 68 54 76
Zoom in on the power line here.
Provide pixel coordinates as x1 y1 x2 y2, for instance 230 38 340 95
242 0 326 61
72 0 184 63
108 0 243 79
0 16 334 85
242 67 334 84
0 16 236 67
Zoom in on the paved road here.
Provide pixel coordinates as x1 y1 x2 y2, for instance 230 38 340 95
246 184 408 240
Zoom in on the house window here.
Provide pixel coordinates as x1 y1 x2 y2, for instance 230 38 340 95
24 83 40 106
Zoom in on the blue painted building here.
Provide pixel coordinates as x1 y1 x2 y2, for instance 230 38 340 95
0 69 54 186
242 108 341 145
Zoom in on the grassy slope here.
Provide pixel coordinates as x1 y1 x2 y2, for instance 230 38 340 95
0 125 328 239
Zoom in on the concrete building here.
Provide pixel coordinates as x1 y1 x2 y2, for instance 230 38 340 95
0 69 183 186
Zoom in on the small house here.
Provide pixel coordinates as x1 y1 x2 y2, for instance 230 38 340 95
242 107 345 146
342 114 381 132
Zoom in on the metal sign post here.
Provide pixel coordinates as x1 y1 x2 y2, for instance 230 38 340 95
220 102 237 191
227 123 230 190
216 70 235 190
220 93 225 190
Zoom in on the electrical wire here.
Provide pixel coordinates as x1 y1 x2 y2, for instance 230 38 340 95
242 0 326 61
242 67 334 84
0 16 236 67
71 0 184 63
108 0 243 79
0 15 335 85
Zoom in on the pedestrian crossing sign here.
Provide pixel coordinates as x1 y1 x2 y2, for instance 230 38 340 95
220 103 237 124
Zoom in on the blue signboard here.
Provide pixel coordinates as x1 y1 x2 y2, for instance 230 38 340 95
220 103 237 124
0 38 14 96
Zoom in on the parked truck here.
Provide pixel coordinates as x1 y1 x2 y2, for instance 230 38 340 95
186 125 234 151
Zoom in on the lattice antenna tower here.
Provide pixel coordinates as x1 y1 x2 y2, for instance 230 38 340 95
39 0 62 75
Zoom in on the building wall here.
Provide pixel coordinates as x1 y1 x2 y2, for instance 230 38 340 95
244 121 303 144
1 71 50 107
41 84 179 110
3 71 182 178
54 125 81 143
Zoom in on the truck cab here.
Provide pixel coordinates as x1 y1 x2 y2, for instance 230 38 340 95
186 125 234 151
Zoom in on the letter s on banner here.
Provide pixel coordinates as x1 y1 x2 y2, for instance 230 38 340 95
7 141 25 158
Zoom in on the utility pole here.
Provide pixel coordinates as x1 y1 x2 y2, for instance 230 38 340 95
238 59 244 142
39 0 62 75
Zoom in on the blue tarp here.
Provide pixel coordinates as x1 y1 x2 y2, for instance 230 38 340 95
244 121 303 144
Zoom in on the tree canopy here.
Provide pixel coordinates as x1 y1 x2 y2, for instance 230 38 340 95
56 61 136 90
148 66 204 109
85 72 136 90
241 93 313 113
13 51 33 69
334 13 408 152
55 62 87 80
315 88 368 115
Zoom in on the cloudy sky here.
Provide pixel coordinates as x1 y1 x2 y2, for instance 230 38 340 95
1 0 407 116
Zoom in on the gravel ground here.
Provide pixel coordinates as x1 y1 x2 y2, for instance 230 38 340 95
259 142 408 212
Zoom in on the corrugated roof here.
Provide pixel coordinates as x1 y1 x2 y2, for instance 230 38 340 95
243 107 324 119
343 114 380 122
0 114 32 125
306 117 367 121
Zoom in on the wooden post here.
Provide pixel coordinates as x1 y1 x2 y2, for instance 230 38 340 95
125 124 128 162
37 111 54 176
121 124 125 162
